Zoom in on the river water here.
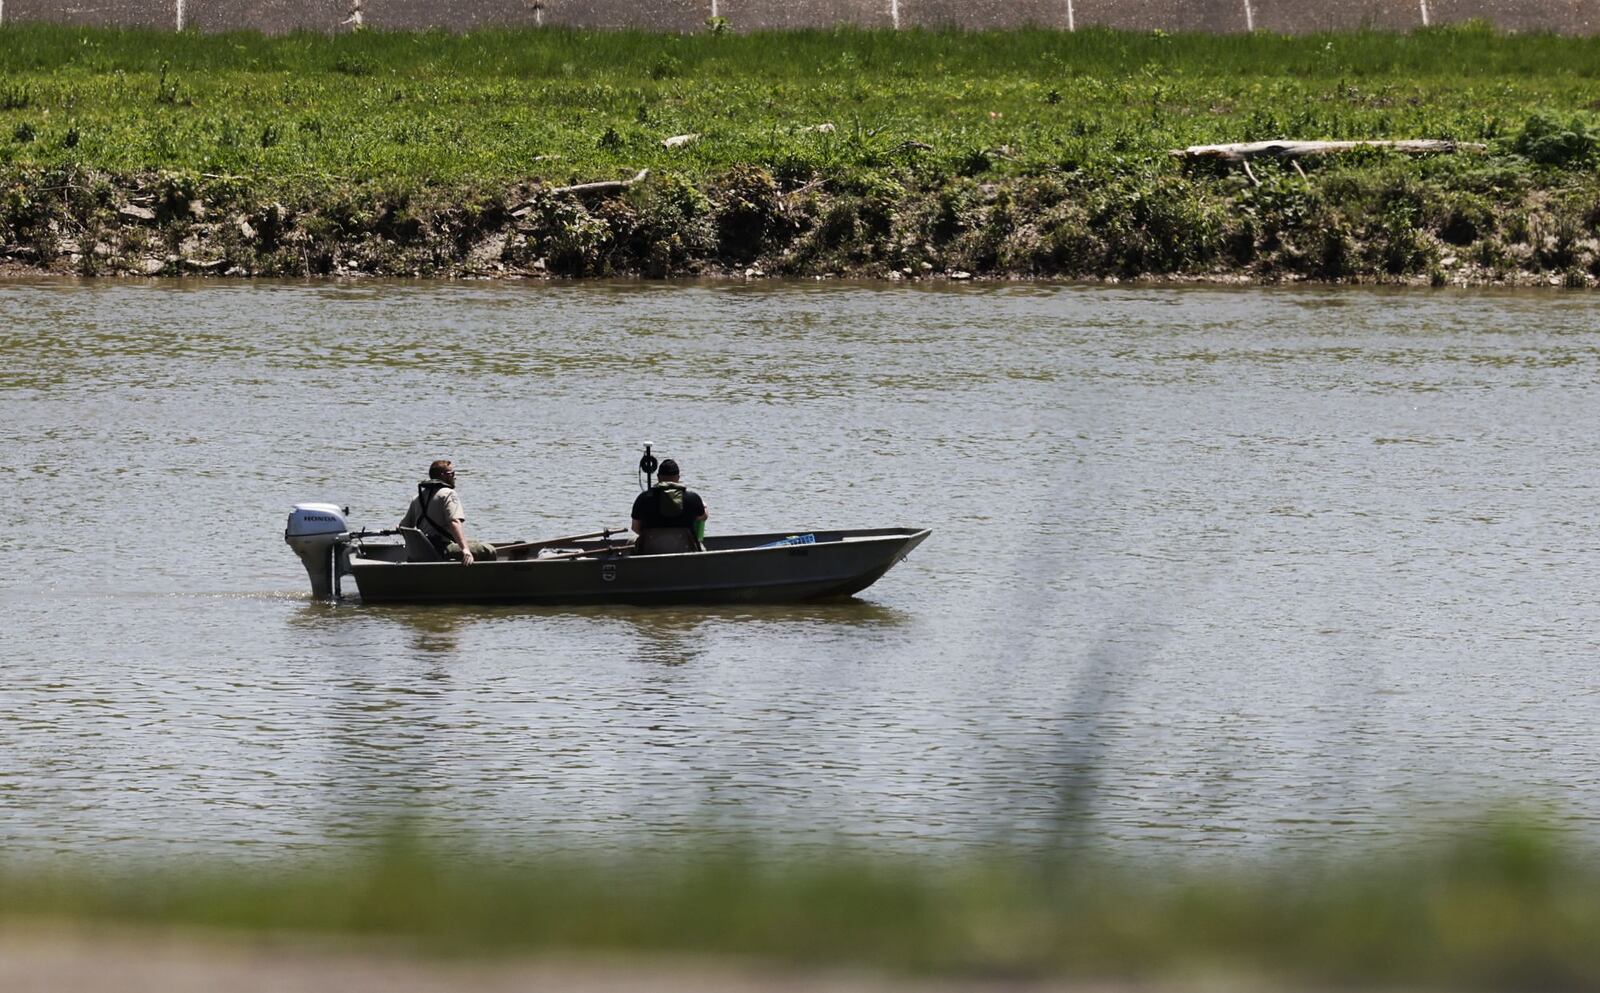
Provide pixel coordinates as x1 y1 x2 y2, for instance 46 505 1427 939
3 277 1599 863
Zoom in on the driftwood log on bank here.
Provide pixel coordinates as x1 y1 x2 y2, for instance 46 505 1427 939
511 168 650 215
1171 139 1488 186
549 167 650 196
1171 139 1488 162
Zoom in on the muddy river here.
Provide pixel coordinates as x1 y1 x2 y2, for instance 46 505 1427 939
4 277 1598 861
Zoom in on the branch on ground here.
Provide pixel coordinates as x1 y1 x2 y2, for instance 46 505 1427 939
1170 139 1489 162
512 169 650 213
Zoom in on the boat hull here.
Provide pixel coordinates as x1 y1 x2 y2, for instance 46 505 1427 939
345 528 930 605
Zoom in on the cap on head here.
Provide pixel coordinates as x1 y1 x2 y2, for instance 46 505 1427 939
658 458 680 478
429 459 454 480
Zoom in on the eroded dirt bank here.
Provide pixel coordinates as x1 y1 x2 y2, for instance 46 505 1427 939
4 165 1599 288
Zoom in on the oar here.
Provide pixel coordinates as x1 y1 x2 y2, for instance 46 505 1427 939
542 541 636 561
493 529 626 556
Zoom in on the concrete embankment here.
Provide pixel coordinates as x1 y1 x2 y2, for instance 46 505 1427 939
0 0 1596 34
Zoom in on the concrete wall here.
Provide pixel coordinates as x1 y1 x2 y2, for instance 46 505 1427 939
903 0 1066 29
540 0 706 31
1252 0 1420 33
1 0 1597 34
1076 0 1248 31
724 0 893 30
1429 0 1598 32
4 0 175 30
187 0 345 33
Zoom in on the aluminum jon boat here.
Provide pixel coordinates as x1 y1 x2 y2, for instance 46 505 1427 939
285 505 930 605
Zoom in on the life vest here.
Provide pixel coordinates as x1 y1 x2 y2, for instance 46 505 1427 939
635 482 701 554
415 481 455 553
653 482 688 522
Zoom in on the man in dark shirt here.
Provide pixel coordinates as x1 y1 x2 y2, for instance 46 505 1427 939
630 458 708 555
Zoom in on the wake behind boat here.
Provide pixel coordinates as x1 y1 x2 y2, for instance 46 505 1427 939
285 506 929 605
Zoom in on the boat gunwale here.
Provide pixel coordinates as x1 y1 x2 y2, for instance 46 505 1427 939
346 526 931 570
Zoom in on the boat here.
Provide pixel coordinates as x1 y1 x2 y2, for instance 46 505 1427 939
285 504 929 605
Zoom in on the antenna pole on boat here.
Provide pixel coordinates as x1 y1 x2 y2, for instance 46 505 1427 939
638 442 658 491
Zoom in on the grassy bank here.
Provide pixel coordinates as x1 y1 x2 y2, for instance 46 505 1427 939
5 824 1600 988
1 24 1599 281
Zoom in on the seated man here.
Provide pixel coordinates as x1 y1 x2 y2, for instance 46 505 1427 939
630 458 708 555
400 459 496 563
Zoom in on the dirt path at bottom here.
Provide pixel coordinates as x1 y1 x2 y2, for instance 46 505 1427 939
0 928 1162 993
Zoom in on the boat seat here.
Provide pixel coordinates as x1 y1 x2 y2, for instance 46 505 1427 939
634 528 701 556
398 527 444 563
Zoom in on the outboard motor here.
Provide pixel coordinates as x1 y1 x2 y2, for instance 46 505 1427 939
285 503 350 599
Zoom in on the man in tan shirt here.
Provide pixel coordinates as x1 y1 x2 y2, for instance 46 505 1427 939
400 459 495 563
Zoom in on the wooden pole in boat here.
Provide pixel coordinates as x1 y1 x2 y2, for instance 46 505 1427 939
541 541 635 561
493 529 628 556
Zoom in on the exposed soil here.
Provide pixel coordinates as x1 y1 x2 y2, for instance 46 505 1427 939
3 167 1597 288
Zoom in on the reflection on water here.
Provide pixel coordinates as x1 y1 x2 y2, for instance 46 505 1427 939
301 599 916 668
6 278 1600 862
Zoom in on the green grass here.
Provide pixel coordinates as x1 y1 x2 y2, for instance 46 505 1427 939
1 23 1597 189
5 823 1600 988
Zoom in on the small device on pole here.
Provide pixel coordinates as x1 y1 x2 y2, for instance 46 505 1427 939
638 442 658 491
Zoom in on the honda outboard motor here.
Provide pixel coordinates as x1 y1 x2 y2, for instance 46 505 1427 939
285 503 350 599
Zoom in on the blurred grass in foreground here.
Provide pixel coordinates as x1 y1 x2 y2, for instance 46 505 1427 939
4 821 1599 989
